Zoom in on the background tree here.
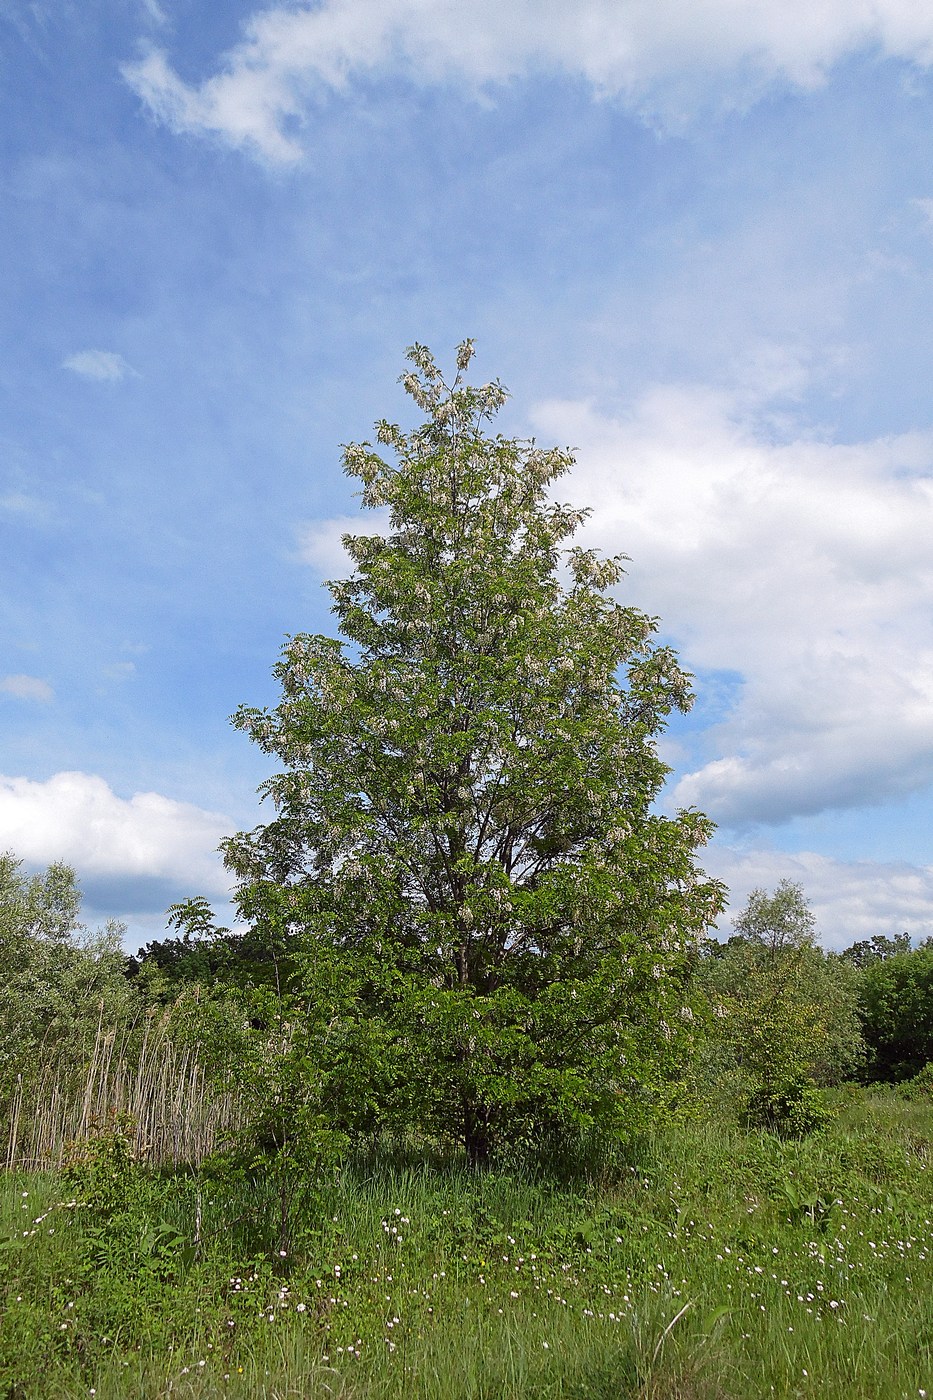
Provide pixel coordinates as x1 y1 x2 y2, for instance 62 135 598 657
696 882 863 1131
128 897 299 1002
732 879 816 956
857 941 933 1082
839 932 911 969
0 853 135 1150
0 853 132 1073
222 341 724 1165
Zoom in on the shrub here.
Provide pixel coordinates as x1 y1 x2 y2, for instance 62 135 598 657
744 1078 833 1138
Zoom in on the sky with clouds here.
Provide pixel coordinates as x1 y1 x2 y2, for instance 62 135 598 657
2 0 933 950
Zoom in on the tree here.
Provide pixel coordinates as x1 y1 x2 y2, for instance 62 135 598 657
840 932 911 969
222 342 724 1165
0 851 82 946
732 879 815 956
0 853 132 1089
696 883 863 1130
127 898 300 1001
857 941 933 1082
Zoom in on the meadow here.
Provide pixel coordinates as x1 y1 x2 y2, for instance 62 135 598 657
2 1088 932 1400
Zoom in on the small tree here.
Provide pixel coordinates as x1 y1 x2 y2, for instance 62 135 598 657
223 342 723 1164
698 882 863 1131
732 879 815 957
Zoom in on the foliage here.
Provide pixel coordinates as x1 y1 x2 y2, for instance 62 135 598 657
128 896 298 1001
744 1078 833 1138
220 342 723 1164
897 1061 933 1102
0 853 134 1087
188 979 353 1252
62 1110 139 1213
858 941 933 1081
695 884 864 1123
839 931 911 968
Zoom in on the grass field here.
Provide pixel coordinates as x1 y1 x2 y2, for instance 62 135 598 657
1 1089 932 1399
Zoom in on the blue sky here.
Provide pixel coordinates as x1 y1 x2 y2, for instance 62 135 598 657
2 0 933 949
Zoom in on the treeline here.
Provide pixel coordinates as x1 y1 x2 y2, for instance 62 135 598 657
146 881 933 1092
3 851 931 1172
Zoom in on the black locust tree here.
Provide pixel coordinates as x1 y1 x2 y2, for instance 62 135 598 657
222 342 723 1165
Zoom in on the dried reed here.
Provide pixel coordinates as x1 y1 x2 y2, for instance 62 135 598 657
3 1003 243 1170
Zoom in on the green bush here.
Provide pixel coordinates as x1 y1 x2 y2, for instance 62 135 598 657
744 1078 833 1138
859 945 933 1081
897 1060 933 1101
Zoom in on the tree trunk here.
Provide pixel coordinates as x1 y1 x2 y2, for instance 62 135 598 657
464 1105 490 1169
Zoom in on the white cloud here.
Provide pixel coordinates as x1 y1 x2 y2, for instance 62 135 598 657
0 674 53 703
0 771 233 895
0 492 47 519
707 843 933 949
123 0 933 162
62 349 134 382
530 378 933 827
140 0 168 25
912 196 933 230
102 661 137 682
297 508 391 574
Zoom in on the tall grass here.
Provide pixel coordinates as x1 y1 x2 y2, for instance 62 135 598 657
2 1090 932 1397
3 1003 241 1170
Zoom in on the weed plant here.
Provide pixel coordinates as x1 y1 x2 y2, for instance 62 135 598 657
1 1090 932 1398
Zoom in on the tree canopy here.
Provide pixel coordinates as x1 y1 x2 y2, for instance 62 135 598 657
221 342 724 1163
732 879 816 957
